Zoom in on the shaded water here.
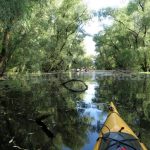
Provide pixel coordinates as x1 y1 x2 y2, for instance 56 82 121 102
0 71 150 150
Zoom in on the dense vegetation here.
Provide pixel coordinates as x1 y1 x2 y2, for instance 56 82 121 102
1 1 150 149
1 0 150 76
0 0 94 76
94 0 150 71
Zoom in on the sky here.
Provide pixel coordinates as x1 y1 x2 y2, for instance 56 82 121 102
83 0 130 56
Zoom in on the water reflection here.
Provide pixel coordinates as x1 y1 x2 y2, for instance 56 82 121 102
76 84 107 150
0 71 150 150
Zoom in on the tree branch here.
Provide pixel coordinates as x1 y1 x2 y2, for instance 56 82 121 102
138 0 145 12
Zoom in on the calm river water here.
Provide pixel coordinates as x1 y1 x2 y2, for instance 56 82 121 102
0 71 150 150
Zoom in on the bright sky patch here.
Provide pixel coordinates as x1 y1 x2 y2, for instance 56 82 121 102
83 0 130 56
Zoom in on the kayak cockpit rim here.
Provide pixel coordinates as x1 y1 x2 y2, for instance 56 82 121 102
97 132 142 150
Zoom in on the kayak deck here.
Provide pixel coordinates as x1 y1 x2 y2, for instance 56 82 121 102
94 102 147 150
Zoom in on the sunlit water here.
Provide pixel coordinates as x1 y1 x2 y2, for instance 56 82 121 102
0 71 150 150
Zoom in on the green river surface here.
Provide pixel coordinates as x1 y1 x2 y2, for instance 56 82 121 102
0 71 150 150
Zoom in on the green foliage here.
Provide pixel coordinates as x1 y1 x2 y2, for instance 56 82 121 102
94 0 150 71
0 0 90 75
72 55 94 69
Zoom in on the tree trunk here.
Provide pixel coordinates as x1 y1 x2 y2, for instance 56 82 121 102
141 52 148 72
0 26 11 76
0 57 8 77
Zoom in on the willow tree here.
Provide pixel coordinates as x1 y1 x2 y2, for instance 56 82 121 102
36 0 89 72
94 0 150 71
0 0 41 76
0 0 89 74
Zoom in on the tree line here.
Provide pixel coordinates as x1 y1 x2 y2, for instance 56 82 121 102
94 0 150 71
0 0 93 76
1 0 150 76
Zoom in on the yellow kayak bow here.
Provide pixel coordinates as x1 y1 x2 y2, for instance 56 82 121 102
94 102 147 150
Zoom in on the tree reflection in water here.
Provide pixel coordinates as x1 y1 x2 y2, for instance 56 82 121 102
0 72 150 150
